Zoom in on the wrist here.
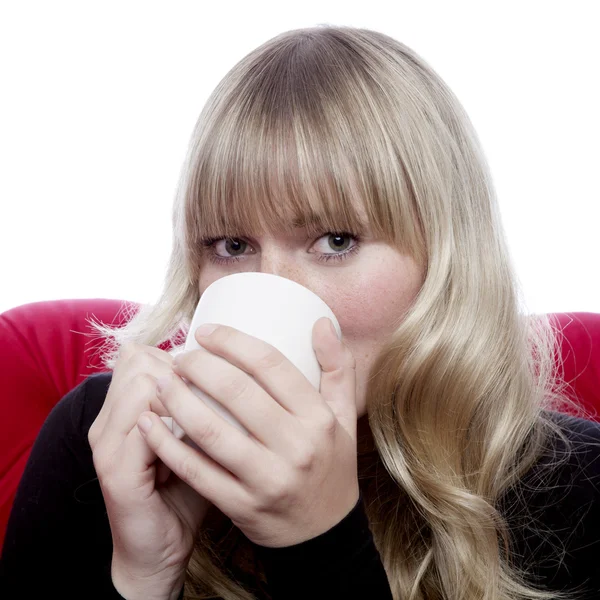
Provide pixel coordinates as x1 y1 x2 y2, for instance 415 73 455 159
111 558 185 600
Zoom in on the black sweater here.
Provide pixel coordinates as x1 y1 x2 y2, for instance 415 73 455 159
1 372 599 599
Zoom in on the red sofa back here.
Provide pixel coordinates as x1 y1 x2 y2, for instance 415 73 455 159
1 299 599 550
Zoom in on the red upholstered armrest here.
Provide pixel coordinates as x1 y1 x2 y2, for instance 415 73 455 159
0 298 141 549
550 312 600 420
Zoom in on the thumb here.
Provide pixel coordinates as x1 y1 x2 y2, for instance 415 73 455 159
312 318 357 438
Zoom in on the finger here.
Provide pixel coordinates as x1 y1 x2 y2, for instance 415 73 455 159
118 418 160 482
158 417 207 485
159 471 213 533
99 371 173 457
114 420 211 536
169 350 299 450
179 324 320 420
136 411 250 519
156 427 201 485
154 373 270 480
90 346 174 447
312 318 357 437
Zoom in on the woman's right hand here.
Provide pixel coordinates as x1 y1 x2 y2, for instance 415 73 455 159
88 342 211 600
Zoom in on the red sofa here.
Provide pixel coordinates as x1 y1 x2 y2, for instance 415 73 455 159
1 299 599 551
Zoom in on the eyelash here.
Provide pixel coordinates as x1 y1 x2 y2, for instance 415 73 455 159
200 232 361 266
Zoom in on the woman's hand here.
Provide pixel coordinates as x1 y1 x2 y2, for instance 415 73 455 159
88 343 211 600
137 317 360 548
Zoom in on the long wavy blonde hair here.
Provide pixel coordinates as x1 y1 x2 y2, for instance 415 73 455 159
88 25 590 600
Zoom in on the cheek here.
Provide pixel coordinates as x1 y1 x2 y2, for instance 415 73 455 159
198 269 219 295
316 260 422 418
320 260 423 348
328 283 400 340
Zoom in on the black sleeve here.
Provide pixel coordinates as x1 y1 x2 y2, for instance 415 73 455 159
0 372 136 600
539 414 600 597
2 369 390 600
252 493 393 600
501 412 600 599
252 412 600 600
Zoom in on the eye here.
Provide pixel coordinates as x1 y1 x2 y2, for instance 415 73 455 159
312 233 356 254
310 232 361 263
200 237 255 265
214 238 248 257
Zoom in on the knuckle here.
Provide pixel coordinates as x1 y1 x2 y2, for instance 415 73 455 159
239 493 261 518
291 444 318 471
263 474 294 505
221 375 251 404
318 411 338 435
178 453 200 485
173 349 192 370
128 351 155 373
117 341 140 362
130 371 158 397
255 346 285 371
329 365 354 387
175 349 204 376
196 421 222 449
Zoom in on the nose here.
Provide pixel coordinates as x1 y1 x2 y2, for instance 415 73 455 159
258 249 308 289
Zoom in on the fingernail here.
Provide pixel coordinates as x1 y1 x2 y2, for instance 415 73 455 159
137 416 152 434
328 319 339 339
196 323 218 337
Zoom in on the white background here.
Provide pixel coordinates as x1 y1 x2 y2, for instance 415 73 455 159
1 1 598 316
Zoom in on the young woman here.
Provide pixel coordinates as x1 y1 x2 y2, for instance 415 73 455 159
2 25 599 600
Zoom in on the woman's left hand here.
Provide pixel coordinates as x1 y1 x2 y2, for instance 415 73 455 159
137 316 360 548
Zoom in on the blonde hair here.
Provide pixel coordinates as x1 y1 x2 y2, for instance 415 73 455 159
88 25 591 599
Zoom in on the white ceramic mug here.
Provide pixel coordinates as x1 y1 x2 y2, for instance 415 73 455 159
163 272 341 439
